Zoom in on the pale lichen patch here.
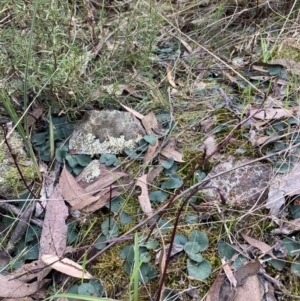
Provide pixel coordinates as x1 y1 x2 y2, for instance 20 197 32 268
81 160 101 183
69 132 142 155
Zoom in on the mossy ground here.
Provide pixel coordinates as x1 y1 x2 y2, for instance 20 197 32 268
1 0 300 300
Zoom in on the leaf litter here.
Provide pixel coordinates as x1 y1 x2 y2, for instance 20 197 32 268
4 2 300 299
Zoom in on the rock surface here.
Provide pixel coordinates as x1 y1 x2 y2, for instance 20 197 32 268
69 110 145 155
203 156 272 206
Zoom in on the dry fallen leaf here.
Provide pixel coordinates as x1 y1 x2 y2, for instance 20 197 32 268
235 258 261 287
147 166 164 184
221 258 237 287
141 112 160 164
41 254 94 279
136 174 153 217
27 105 44 126
59 165 99 210
271 218 300 235
251 108 294 120
167 63 177 88
160 139 184 163
141 112 160 134
206 274 226 301
233 274 263 301
0 275 48 298
119 103 144 120
242 234 275 259
38 184 68 280
10 260 46 282
144 141 159 165
80 165 127 194
83 187 122 212
207 259 262 301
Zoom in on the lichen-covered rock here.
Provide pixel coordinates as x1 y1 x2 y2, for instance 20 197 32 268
0 126 36 199
203 156 272 206
69 110 145 155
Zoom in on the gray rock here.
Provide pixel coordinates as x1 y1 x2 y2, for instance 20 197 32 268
69 110 145 155
203 156 272 206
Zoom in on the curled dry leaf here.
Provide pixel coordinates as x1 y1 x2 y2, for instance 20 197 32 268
41 254 94 279
136 174 153 217
167 63 177 88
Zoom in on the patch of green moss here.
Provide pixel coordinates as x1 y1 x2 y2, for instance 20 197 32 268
274 43 300 62
3 164 37 197
213 108 259 158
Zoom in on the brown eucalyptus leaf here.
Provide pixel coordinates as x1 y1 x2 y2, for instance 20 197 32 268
144 141 158 164
241 234 275 259
141 112 159 134
160 143 184 162
147 166 164 184
206 274 226 301
235 258 261 287
232 275 263 300
136 174 153 217
119 103 144 120
38 185 68 280
41 254 94 279
59 165 98 209
82 166 127 194
10 260 46 282
82 187 122 212
0 275 48 298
